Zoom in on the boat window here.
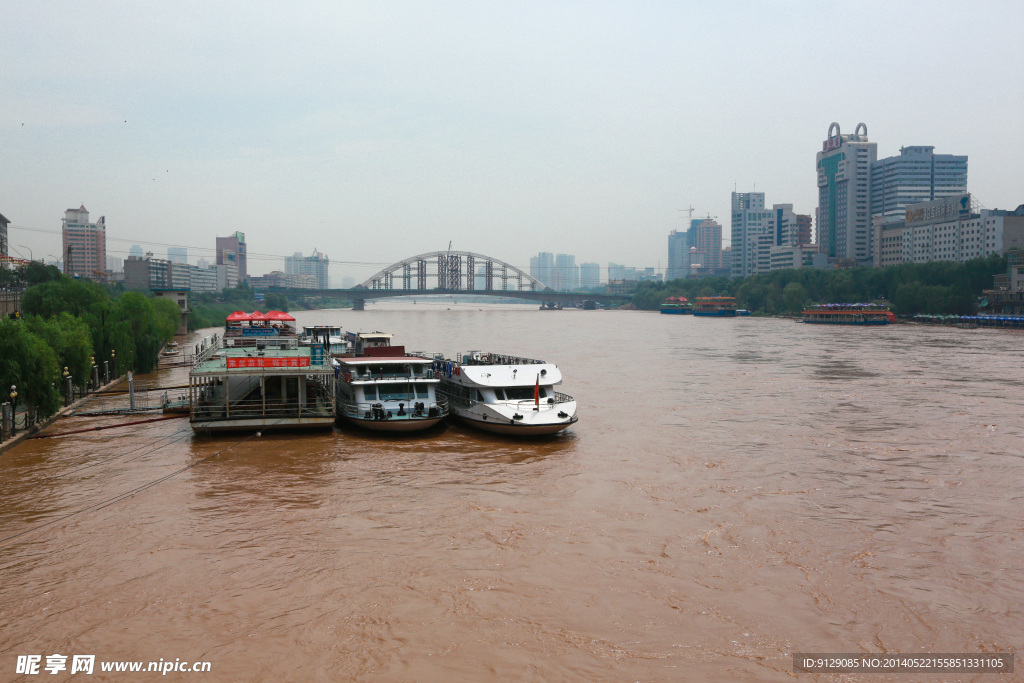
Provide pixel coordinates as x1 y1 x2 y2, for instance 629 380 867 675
377 385 409 400
504 386 537 400
415 384 430 398
477 389 485 402
494 388 506 400
361 386 377 400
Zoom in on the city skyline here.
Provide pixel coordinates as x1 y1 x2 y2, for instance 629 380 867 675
3 2 1023 280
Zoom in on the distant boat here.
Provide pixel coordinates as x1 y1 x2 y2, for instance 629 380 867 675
660 296 693 315
802 303 895 325
693 297 738 317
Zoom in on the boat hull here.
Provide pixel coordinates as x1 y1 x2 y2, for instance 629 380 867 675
802 319 891 325
449 410 577 436
338 414 445 432
660 308 693 315
191 416 335 433
693 310 737 317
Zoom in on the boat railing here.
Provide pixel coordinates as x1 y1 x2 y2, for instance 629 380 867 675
192 383 335 420
456 352 547 365
348 370 437 381
553 392 575 404
337 396 447 419
191 334 223 368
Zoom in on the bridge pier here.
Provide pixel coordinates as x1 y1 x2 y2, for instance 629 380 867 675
352 299 365 311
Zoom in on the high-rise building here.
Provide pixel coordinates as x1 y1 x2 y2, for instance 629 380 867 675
731 192 768 278
0 212 8 257
871 146 968 222
530 252 555 288
168 247 188 264
554 253 578 291
129 244 143 259
216 232 247 282
284 250 329 289
62 205 107 280
816 122 877 264
666 229 690 281
690 218 724 274
580 262 600 288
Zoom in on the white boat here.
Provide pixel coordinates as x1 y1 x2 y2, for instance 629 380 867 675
335 342 448 432
437 351 578 436
298 325 351 356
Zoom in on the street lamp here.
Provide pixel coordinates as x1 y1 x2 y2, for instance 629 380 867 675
9 385 17 435
111 349 117 377
17 245 33 261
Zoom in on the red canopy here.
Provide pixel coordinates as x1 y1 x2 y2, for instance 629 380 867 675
264 310 296 321
248 310 267 321
225 311 250 321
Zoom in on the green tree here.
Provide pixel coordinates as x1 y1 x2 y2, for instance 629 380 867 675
782 282 808 314
263 292 290 312
25 313 94 390
0 318 62 421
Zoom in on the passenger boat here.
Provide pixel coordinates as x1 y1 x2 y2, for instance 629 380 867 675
335 343 448 432
660 296 693 314
298 324 351 356
189 314 336 433
802 303 896 325
693 296 738 317
437 351 578 436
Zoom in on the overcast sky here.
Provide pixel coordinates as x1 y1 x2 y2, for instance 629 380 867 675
3 1 1023 284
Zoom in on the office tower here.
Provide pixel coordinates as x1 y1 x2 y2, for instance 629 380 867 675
0 212 8 257
816 122 877 264
667 230 690 281
554 253 578 291
129 244 143 259
168 247 188 264
531 252 554 288
216 232 247 282
731 192 768 277
689 218 724 274
579 262 600 288
871 146 968 221
284 250 330 289
62 205 107 280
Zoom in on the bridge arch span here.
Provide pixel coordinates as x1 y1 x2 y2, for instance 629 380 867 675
360 250 549 293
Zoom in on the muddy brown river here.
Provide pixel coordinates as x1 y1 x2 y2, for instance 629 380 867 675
1 303 1021 681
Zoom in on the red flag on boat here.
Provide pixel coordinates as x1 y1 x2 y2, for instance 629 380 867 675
535 373 540 406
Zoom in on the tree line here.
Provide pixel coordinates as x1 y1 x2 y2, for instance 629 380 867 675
0 264 181 423
631 253 1008 315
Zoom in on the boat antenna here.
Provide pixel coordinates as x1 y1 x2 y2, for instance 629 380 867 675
448 240 452 251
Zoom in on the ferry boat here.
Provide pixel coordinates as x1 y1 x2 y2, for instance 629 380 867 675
693 296 738 317
298 324 351 356
802 303 896 325
335 343 448 432
660 296 693 314
437 351 578 436
189 318 336 433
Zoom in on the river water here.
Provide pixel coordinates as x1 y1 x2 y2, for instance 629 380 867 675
1 302 1021 681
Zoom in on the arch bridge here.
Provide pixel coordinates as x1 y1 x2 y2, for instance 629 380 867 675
268 250 631 309
363 250 545 292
